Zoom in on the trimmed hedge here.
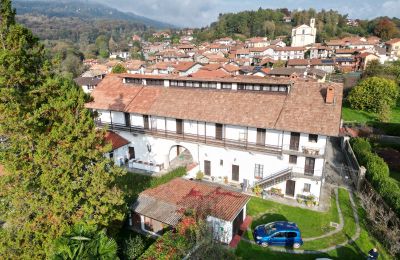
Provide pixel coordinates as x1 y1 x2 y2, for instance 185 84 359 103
350 138 400 215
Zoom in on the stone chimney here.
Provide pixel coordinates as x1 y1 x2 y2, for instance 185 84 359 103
326 86 335 104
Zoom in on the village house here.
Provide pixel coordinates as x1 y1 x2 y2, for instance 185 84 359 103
291 18 317 47
246 37 270 48
86 73 343 203
130 178 251 244
386 38 400 59
74 77 102 94
272 46 305 60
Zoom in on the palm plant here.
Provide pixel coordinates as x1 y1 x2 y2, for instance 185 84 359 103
52 224 118 260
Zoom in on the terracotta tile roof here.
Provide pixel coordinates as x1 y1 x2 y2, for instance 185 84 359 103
87 74 343 136
86 75 144 111
287 59 309 66
173 62 199 72
105 131 130 150
189 69 230 78
201 63 222 71
223 64 240 72
133 178 250 223
386 38 400 45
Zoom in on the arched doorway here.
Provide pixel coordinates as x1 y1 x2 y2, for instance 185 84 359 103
168 145 193 170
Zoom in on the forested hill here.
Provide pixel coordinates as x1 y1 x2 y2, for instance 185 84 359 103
196 8 400 42
14 0 174 29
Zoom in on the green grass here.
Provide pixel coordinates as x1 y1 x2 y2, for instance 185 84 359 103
245 191 339 239
115 167 187 205
342 106 400 124
236 189 391 260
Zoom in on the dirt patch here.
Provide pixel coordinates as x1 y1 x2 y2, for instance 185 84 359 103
376 148 400 172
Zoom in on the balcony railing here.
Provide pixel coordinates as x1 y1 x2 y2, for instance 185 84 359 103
282 144 324 158
96 120 282 155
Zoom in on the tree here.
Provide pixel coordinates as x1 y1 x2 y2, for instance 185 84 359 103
111 63 127 74
348 77 399 114
362 59 384 78
0 1 126 258
123 235 145 259
374 18 400 41
52 224 118 260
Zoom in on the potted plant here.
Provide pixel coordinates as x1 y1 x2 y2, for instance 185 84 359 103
223 176 229 184
253 185 262 197
196 171 204 180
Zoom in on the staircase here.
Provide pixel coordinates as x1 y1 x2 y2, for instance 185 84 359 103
255 168 292 189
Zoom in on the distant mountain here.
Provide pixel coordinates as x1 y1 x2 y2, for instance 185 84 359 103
14 0 176 29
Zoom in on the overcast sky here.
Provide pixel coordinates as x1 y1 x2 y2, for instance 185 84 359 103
93 0 400 27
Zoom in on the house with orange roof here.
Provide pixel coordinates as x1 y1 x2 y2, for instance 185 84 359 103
386 38 400 59
131 178 250 243
87 73 343 203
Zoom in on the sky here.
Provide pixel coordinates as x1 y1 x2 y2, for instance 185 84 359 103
92 0 400 27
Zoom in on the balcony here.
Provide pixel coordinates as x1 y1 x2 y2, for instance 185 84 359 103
96 120 282 155
282 144 324 158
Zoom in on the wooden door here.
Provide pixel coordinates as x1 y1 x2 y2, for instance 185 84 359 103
143 115 149 129
289 132 300 150
124 112 131 127
304 157 315 175
204 160 211 176
128 147 135 159
232 165 239 182
215 123 223 140
285 180 296 197
256 128 266 146
176 119 183 134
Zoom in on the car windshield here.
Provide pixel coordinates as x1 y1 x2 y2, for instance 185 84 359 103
263 223 277 236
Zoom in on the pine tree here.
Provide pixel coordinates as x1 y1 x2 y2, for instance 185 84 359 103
0 1 126 258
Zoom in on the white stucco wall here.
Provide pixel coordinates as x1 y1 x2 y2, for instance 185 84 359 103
207 216 233 244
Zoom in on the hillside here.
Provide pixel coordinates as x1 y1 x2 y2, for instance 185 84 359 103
14 0 175 29
196 8 400 43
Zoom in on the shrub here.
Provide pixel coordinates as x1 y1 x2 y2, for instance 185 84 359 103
350 137 400 216
124 235 145 259
196 171 204 180
347 76 398 113
111 63 127 74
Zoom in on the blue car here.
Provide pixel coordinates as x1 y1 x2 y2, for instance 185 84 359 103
253 221 303 248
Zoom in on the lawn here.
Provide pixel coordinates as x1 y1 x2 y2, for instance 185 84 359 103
245 191 339 239
115 167 187 204
342 106 400 124
236 189 391 260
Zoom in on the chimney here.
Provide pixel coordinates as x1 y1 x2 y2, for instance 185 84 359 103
326 86 335 104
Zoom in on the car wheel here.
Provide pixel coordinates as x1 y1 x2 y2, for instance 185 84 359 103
293 242 301 249
261 242 269 247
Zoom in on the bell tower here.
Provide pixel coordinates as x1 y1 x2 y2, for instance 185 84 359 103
310 18 315 28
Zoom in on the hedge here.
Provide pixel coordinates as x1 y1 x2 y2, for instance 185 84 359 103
350 138 400 216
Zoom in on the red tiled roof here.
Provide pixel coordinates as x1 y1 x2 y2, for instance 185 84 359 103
189 69 230 78
173 62 199 72
138 178 250 222
105 131 130 150
386 38 400 45
87 74 343 136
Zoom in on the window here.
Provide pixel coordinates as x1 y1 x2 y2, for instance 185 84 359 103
254 164 264 179
309 134 318 143
287 232 297 238
304 183 311 193
220 160 223 166
222 83 232 89
289 155 297 164
178 81 185 87
272 232 285 238
170 80 178 86
186 81 193 87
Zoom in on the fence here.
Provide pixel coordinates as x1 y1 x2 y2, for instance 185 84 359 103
341 137 366 191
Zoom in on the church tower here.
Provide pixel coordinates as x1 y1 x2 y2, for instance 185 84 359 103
310 18 315 28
